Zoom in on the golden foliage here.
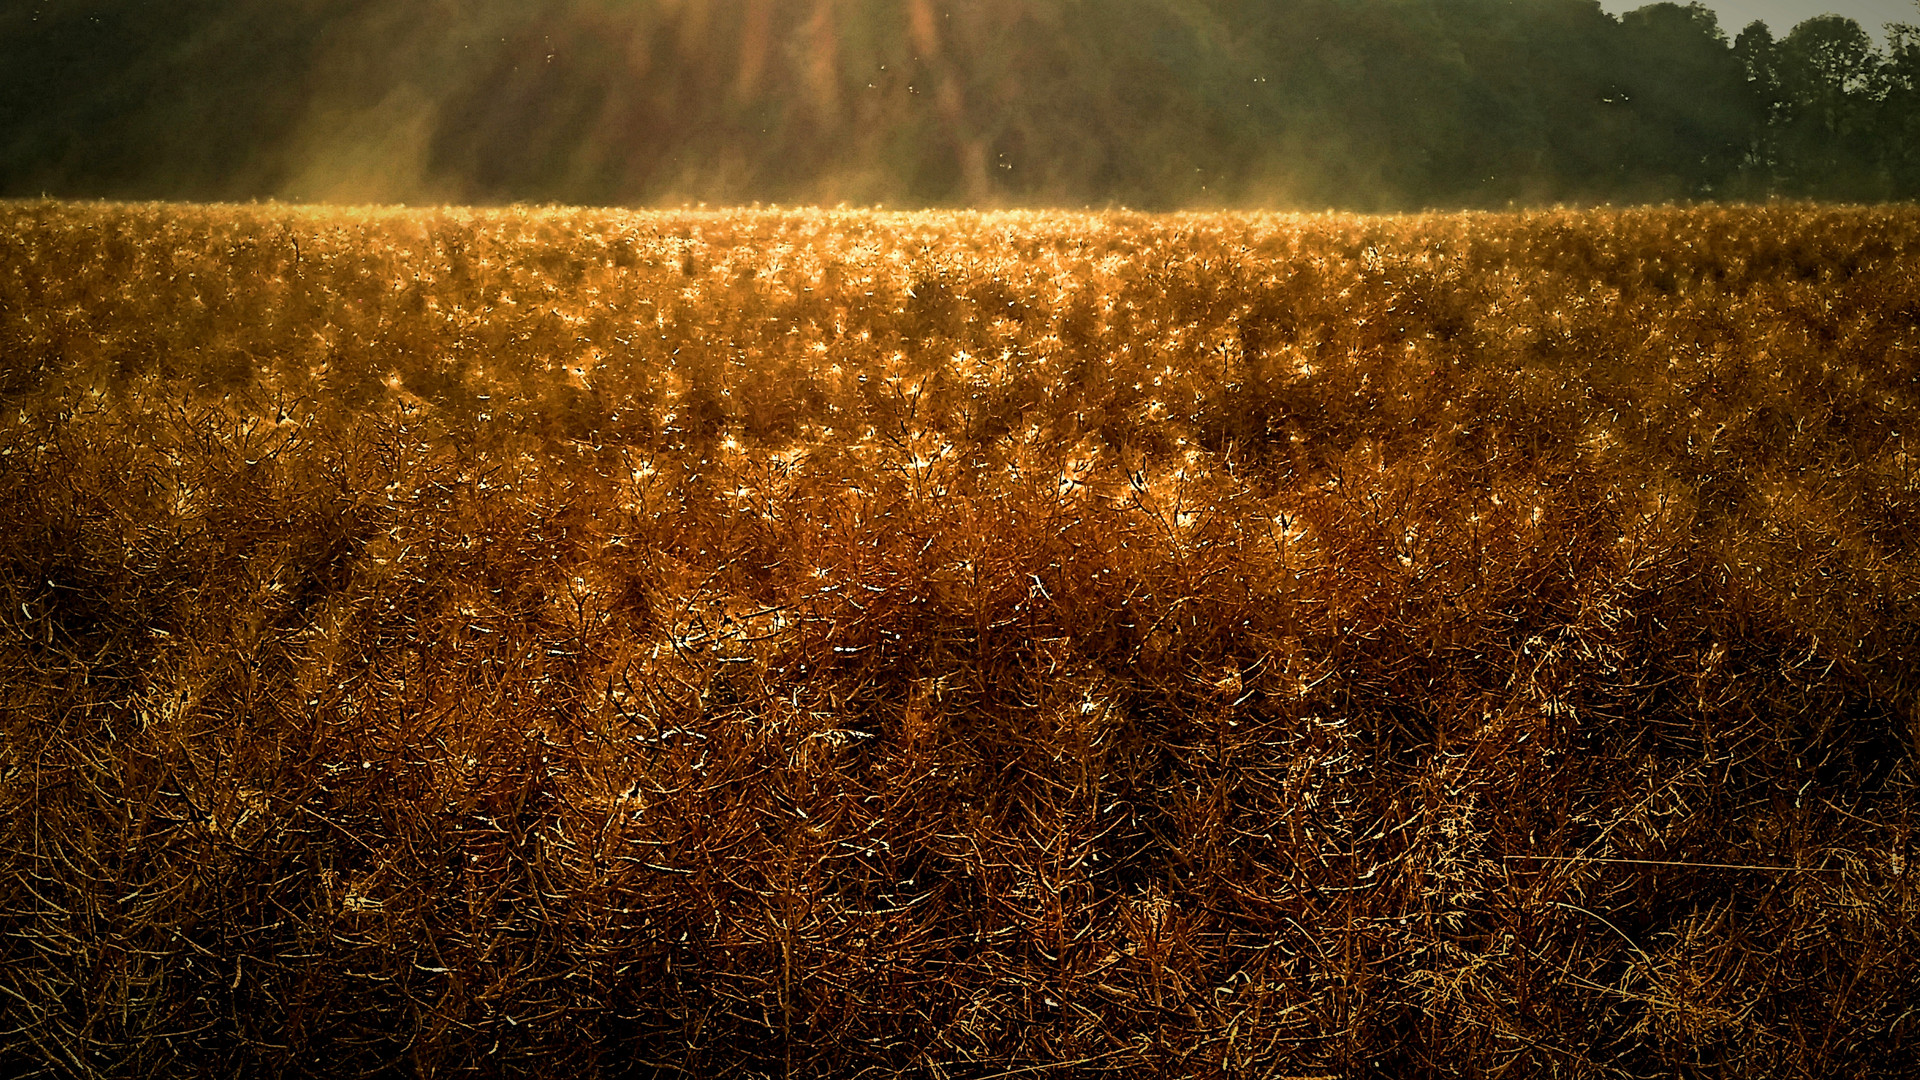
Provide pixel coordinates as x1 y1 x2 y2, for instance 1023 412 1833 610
2 199 1918 1076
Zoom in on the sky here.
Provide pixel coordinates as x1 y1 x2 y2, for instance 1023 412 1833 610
1603 0 1919 41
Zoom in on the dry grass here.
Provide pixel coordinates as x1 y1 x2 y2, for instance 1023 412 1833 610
2 199 1918 1078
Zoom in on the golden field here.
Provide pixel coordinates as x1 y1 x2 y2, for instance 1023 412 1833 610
2 200 1918 1077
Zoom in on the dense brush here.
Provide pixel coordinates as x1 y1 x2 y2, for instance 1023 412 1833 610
1 200 1917 1077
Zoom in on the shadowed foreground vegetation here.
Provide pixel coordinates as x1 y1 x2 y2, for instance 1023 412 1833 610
2 200 1919 1077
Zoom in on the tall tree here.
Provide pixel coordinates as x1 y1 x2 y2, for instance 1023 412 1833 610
1877 22 1920 193
1772 15 1886 197
1614 3 1753 199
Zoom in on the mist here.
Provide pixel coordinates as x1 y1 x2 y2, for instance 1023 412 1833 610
3 0 1917 209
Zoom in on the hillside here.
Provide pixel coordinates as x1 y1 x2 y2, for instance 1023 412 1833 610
2 200 1918 1076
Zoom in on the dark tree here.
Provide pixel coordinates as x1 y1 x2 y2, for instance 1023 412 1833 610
1613 3 1754 199
1885 24 1920 193
1773 15 1887 197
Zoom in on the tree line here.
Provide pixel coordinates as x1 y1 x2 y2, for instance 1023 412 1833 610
2 0 1917 209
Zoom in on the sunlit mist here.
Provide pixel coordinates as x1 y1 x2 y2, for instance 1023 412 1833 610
3 0 1919 208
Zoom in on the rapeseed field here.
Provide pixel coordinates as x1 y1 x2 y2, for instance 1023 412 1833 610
2 200 1917 1077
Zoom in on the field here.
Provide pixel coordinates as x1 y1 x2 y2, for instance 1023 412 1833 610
2 199 1918 1078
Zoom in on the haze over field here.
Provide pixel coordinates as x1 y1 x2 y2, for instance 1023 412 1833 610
3 0 1918 210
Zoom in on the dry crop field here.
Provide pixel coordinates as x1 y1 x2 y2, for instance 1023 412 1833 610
2 200 1918 1078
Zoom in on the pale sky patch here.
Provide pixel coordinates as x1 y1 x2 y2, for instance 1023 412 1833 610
1604 0 1918 43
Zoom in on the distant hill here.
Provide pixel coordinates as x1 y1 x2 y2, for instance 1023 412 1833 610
3 0 1916 208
